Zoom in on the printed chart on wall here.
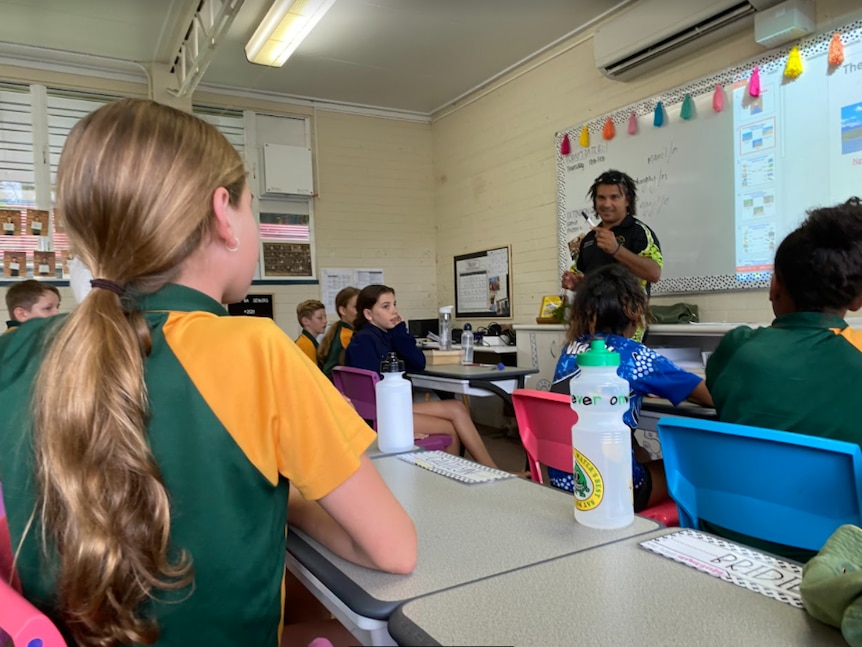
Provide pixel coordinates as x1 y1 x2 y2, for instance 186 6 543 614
556 19 862 294
320 268 384 313
454 246 511 318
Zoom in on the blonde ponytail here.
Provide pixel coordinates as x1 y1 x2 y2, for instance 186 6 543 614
29 98 245 646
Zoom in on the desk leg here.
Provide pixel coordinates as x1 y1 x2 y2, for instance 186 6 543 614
284 553 396 647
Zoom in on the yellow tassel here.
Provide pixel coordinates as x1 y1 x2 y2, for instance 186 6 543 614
784 45 803 79
579 126 590 147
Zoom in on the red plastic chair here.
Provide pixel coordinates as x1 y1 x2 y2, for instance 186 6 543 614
512 389 678 526
331 366 452 452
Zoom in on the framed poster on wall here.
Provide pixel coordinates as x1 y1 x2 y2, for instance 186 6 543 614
454 246 511 318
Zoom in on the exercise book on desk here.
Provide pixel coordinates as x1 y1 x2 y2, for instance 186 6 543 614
397 451 515 484
640 529 803 608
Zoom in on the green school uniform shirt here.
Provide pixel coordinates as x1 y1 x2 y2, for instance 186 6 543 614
704 311 862 561
0 283 375 646
295 328 320 368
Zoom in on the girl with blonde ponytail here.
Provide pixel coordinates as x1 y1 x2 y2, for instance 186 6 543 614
0 99 416 647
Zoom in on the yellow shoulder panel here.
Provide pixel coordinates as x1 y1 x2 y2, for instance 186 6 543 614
163 312 375 500
295 333 318 365
338 325 354 350
835 326 862 353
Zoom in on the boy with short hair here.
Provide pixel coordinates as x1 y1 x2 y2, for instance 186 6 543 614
706 197 862 559
295 299 327 367
5 279 61 332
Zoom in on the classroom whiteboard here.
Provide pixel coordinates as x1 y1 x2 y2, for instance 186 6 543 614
557 17 862 294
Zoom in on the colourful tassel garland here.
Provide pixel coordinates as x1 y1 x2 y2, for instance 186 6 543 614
653 102 664 127
713 84 725 112
784 46 803 79
627 111 638 135
748 67 761 98
829 33 844 67
560 133 571 156
602 117 615 140
579 126 589 148
680 93 694 120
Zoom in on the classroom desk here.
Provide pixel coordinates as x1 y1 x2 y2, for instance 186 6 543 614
638 398 717 433
406 364 537 404
635 398 717 460
388 528 844 647
285 454 660 646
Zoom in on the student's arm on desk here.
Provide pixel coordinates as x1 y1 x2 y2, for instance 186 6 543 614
288 454 417 574
687 380 714 408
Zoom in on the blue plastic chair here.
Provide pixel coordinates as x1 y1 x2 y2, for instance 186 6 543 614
658 417 862 552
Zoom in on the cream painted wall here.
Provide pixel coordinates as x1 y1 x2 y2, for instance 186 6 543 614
431 0 862 327
2 0 860 333
0 71 436 335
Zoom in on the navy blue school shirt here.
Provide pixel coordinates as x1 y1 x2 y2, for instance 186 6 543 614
344 322 426 375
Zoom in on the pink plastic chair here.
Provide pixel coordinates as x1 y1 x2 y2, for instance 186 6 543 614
512 389 577 482
512 389 678 526
0 484 21 594
0 578 67 647
332 366 452 452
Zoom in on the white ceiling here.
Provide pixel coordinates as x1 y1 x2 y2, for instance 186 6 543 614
0 0 631 115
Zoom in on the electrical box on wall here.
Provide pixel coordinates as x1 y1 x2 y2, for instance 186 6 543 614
261 143 314 196
754 0 815 49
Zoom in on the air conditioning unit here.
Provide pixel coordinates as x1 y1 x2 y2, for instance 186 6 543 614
594 0 784 80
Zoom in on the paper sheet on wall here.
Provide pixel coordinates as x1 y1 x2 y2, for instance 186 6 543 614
640 528 804 608
321 268 384 313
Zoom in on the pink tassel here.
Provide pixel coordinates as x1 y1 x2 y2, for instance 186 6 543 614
627 111 638 135
748 67 761 98
712 83 725 112
560 133 571 156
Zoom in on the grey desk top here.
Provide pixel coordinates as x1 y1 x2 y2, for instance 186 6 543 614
642 397 717 420
389 528 844 647
411 364 537 380
286 454 660 620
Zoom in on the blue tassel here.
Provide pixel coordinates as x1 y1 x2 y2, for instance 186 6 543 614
653 102 664 127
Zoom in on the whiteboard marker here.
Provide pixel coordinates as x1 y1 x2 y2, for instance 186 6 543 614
581 210 599 228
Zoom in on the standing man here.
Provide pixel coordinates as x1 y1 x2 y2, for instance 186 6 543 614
561 170 663 295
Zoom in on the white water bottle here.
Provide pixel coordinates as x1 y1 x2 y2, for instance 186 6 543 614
570 339 633 529
461 323 474 365
376 352 415 453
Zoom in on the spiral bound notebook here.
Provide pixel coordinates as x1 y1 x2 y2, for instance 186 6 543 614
397 450 515 484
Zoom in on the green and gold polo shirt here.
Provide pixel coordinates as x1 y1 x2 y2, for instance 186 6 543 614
704 311 862 561
0 283 375 645
295 328 320 368
706 311 862 441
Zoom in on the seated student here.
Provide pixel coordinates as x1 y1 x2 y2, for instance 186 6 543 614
5 279 61 332
318 286 359 380
550 265 712 511
344 284 499 468
0 99 416 647
295 299 327 367
706 197 862 561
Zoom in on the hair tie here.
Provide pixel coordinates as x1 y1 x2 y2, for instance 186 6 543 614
90 278 126 297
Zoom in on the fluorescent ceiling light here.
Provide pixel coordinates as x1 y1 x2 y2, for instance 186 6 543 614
245 0 337 67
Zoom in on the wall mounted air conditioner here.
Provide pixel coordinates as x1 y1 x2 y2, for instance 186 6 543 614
594 0 784 81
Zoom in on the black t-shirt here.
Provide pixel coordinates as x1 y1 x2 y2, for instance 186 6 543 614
575 215 662 295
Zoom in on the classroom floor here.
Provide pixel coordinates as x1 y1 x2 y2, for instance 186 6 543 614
476 424 528 473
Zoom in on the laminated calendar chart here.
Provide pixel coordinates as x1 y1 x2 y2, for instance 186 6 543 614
640 528 803 608
397 451 515 484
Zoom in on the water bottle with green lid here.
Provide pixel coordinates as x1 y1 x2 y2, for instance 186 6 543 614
570 338 633 529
